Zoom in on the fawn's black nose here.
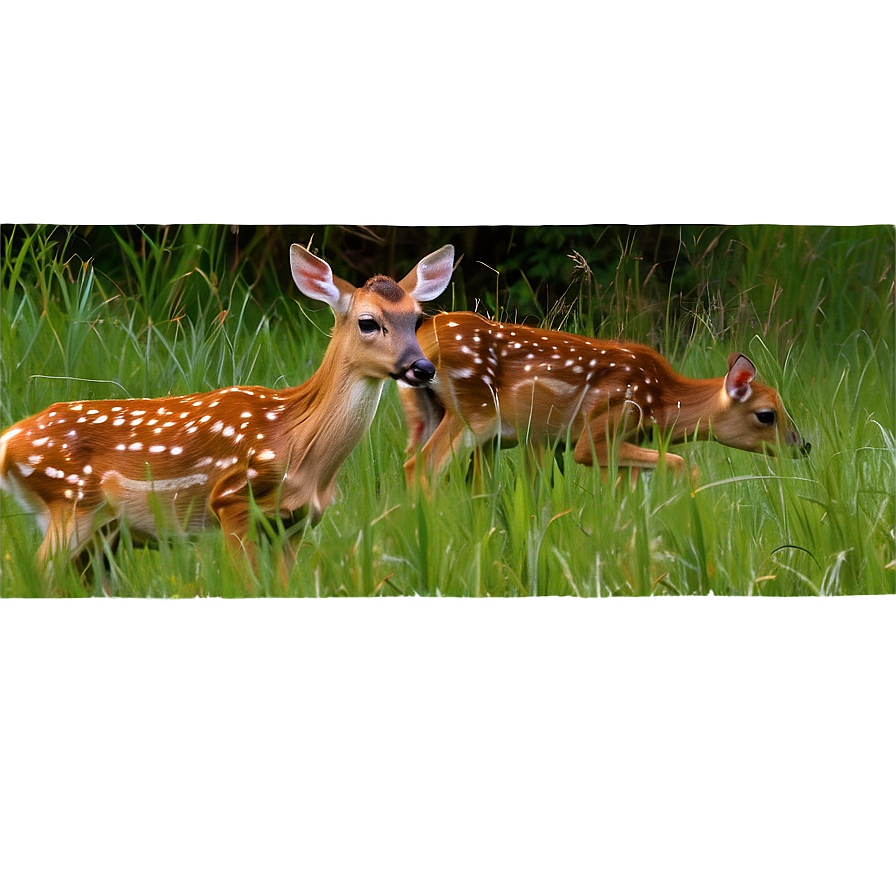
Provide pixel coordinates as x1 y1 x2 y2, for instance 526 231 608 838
400 358 436 387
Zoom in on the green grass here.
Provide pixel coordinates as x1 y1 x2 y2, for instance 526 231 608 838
2 224 893 597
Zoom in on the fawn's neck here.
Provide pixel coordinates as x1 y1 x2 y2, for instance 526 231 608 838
651 373 727 442
278 340 385 485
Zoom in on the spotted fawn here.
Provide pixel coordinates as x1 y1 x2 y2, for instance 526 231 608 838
1 244 455 567
400 311 808 487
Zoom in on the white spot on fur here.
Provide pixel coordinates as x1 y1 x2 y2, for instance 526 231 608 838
149 446 166 454
102 470 209 492
16 463 34 477
170 446 183 456
223 426 235 437
257 449 276 461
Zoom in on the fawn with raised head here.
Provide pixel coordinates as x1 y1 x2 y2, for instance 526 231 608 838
1 244 455 568
400 311 809 487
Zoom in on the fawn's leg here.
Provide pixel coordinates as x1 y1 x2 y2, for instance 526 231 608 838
37 505 97 566
208 478 259 581
404 412 476 495
573 420 690 477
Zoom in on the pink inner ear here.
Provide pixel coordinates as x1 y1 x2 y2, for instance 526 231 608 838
302 258 329 280
734 369 752 389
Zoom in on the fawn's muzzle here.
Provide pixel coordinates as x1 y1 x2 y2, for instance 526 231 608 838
398 358 436 387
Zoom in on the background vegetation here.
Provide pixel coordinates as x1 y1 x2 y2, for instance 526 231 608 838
1 223 893 596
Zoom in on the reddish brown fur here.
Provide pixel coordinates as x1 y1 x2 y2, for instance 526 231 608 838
401 311 806 486
1 245 455 571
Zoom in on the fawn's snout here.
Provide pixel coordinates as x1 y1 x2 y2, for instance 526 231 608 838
397 357 436 387
782 424 810 457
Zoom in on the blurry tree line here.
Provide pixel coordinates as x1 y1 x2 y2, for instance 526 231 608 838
2 222 747 310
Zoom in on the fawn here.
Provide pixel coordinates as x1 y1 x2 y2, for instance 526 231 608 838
400 311 809 487
1 244 455 568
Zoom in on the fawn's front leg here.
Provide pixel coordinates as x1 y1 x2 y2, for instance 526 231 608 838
573 414 694 483
404 411 476 495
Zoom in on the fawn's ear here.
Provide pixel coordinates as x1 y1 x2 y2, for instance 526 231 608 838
725 353 757 401
290 245 356 315
398 245 455 302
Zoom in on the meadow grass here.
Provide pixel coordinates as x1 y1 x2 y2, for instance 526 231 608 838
1 224 893 597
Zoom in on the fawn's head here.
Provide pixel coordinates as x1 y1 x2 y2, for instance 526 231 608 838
712 353 810 457
290 244 454 387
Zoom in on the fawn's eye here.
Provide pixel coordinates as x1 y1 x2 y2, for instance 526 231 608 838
755 410 777 426
358 316 380 334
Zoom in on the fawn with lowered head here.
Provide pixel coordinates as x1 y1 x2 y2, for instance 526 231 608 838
1 244 455 567
400 311 809 486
